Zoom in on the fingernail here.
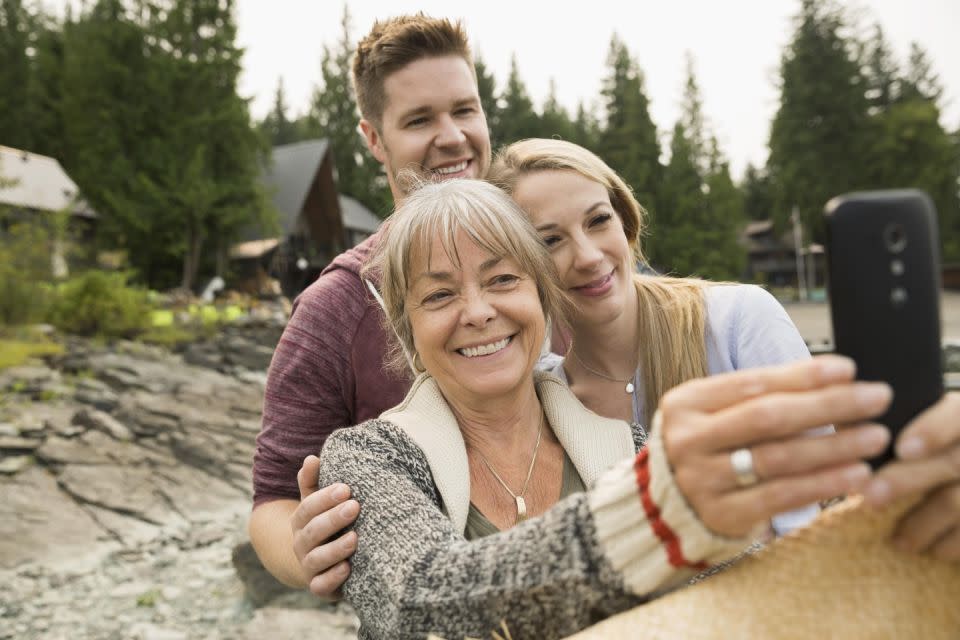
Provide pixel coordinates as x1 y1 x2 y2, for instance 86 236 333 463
819 356 855 380
844 464 870 487
865 479 891 506
339 500 359 518
332 484 350 500
342 533 357 551
858 425 890 450
896 436 926 460
856 383 892 409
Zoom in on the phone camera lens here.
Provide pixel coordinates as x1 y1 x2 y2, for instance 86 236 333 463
884 223 907 254
890 287 908 307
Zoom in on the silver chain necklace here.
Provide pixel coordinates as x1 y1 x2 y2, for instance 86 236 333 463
472 412 544 524
570 349 637 394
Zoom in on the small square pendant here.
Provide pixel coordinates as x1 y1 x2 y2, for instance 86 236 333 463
515 496 527 523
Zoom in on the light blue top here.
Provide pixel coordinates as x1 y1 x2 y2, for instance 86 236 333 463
543 284 821 535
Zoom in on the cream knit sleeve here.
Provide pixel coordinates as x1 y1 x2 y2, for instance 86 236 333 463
589 411 761 595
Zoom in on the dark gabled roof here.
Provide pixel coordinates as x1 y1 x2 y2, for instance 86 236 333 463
339 194 381 234
261 139 330 234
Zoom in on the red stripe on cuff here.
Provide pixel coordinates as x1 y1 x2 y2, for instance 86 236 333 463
634 448 708 571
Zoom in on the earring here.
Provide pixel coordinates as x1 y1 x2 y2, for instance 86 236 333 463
413 352 424 372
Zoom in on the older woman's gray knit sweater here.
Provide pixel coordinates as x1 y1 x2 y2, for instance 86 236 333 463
318 372 759 640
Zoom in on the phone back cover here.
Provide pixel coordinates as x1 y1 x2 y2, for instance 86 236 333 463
825 190 943 462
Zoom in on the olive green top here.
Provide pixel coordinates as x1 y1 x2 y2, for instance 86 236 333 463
465 450 587 540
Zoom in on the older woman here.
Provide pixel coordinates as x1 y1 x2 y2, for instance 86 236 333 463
317 178 889 639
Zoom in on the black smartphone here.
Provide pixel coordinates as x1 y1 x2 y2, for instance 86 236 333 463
824 189 944 468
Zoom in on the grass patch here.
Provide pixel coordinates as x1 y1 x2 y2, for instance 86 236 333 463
139 325 204 349
0 336 64 370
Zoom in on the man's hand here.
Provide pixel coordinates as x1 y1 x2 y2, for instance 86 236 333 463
291 455 360 598
864 392 960 561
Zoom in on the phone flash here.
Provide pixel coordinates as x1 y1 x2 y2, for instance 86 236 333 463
891 259 905 276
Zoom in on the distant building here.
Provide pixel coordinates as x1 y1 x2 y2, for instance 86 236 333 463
740 219 824 289
0 145 97 277
229 139 383 296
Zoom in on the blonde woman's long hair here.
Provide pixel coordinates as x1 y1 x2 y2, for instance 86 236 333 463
489 138 709 422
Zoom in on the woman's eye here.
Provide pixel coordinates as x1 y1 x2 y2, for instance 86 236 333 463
589 213 613 227
423 290 451 304
490 274 520 287
541 235 561 248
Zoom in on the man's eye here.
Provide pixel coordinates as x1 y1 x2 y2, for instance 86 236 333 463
406 117 428 128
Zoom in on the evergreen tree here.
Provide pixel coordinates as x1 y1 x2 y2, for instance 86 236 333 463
539 78 577 143
25 10 66 160
474 55 501 152
304 5 389 215
497 54 541 146
259 77 301 146
702 138 747 279
596 34 661 223
0 0 33 150
862 24 899 113
572 100 601 152
899 42 943 105
742 164 774 221
767 0 870 240
653 120 703 275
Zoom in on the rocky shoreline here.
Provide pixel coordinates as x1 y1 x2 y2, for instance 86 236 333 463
2 314 958 639
0 318 359 640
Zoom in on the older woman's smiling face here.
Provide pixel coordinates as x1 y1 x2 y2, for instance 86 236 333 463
406 229 546 405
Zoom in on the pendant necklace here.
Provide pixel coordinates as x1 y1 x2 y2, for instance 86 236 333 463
570 349 638 394
473 412 544 524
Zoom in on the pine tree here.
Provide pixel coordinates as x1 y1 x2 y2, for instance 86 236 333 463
539 78 577 143
497 54 541 146
767 0 870 240
702 138 747 279
0 0 33 150
899 42 943 104
572 101 601 152
304 5 389 215
259 77 301 146
474 55 501 152
596 35 661 224
742 164 774 221
863 24 899 113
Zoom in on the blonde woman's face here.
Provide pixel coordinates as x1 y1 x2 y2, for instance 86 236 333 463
405 229 545 405
512 169 634 328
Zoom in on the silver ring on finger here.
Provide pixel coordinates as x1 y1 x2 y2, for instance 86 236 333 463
730 447 759 487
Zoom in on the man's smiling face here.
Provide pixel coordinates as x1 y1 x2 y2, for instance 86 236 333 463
360 55 491 200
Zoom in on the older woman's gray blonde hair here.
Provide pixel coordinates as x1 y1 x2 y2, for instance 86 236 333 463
364 178 570 374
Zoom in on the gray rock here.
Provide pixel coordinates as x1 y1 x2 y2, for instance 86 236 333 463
128 623 187 640
0 423 20 437
0 467 111 570
56 464 175 526
0 436 42 452
182 344 224 370
0 455 33 475
240 606 359 640
35 435 112 465
72 408 134 441
231 541 301 607
74 377 120 411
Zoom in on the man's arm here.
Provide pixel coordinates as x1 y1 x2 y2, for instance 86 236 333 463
250 270 368 593
249 456 359 593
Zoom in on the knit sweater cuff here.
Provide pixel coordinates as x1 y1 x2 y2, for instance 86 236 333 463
588 410 756 595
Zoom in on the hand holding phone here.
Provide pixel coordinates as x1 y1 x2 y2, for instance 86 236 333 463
824 189 945 468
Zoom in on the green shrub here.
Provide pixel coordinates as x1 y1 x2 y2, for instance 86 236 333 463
0 221 55 326
49 271 153 338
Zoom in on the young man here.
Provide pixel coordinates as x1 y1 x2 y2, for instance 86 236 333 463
248 15 491 595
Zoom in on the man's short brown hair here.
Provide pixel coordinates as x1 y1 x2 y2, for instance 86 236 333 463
352 14 473 127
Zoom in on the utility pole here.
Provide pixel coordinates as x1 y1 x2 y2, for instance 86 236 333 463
791 205 808 301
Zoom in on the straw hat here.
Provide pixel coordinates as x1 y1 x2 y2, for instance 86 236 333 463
568 495 960 639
